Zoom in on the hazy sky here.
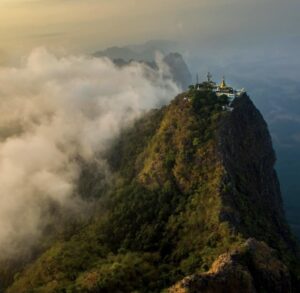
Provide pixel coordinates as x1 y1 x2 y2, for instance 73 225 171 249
0 0 299 61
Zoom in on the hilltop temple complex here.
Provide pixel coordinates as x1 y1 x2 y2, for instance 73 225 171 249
193 73 245 99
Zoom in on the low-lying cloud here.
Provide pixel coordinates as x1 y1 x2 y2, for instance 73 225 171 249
0 48 179 258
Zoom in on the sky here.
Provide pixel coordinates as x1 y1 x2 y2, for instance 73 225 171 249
0 0 299 62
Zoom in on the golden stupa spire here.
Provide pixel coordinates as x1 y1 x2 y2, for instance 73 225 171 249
220 76 227 88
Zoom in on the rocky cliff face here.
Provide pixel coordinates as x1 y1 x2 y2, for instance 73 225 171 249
3 91 299 292
218 95 298 259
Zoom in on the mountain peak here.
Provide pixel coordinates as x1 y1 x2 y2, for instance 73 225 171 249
4 90 300 292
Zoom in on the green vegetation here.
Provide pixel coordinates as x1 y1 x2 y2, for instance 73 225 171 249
4 90 299 292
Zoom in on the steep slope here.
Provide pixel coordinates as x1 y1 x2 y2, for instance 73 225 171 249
5 90 299 292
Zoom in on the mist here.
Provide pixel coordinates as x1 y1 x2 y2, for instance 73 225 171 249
0 48 179 259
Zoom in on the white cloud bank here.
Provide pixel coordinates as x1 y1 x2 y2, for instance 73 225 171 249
0 48 179 258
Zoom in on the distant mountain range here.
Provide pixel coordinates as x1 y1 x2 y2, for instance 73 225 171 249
93 40 177 62
93 41 192 90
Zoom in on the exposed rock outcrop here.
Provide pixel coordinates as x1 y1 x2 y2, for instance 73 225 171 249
169 238 291 293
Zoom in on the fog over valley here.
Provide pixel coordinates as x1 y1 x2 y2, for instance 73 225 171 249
0 48 179 258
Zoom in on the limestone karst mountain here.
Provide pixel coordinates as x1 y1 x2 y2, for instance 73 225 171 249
1 85 299 292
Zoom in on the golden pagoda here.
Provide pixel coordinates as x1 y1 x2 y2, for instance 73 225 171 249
220 76 227 89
